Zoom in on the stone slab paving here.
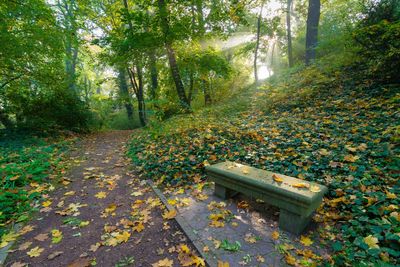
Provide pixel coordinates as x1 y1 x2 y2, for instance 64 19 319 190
150 181 288 267
151 181 332 267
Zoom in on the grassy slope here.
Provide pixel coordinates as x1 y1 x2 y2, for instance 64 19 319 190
129 66 399 266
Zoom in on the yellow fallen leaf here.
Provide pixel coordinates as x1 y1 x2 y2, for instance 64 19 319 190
51 229 63 244
300 235 313 246
162 209 177 220
42 200 52 207
152 258 173 267
292 183 310 189
105 203 117 213
272 174 283 183
364 235 379 249
256 255 265 263
79 221 90 227
180 244 190 254
64 191 75 196
131 191 143 197
344 154 359 162
133 222 145 232
116 231 130 243
192 255 205 267
167 199 177 206
0 231 19 248
310 185 321 193
95 191 107 199
285 253 296 265
27 246 44 257
202 246 209 252
217 261 229 267
271 231 280 240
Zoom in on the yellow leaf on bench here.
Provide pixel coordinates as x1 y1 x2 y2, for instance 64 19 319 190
272 174 283 183
292 183 310 189
310 185 321 192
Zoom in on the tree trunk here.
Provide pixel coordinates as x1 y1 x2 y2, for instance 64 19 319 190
305 0 321 65
195 0 205 35
136 65 146 127
149 51 158 100
118 68 134 121
254 1 264 83
158 0 190 111
287 0 294 67
203 79 211 106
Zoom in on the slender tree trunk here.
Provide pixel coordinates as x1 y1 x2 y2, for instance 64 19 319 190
149 51 158 100
271 41 276 69
158 0 190 111
118 68 134 121
305 0 321 65
254 1 264 83
188 71 194 105
287 0 294 67
195 0 205 35
136 65 146 127
203 79 211 106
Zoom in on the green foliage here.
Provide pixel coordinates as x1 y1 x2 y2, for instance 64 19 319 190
354 18 400 82
0 133 70 236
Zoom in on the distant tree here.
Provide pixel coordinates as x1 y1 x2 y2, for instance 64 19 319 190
305 0 320 65
286 0 293 67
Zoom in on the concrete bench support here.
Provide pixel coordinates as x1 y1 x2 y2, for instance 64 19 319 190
205 161 328 235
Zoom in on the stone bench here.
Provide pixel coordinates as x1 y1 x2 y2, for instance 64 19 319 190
205 161 328 234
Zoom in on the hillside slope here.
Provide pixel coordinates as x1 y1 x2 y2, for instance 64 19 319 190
129 67 399 266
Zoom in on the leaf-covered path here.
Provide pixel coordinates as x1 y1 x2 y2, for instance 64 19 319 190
5 131 197 267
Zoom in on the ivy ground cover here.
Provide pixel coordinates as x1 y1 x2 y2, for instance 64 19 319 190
0 132 70 239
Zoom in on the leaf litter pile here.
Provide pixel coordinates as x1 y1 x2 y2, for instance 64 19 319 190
129 75 399 265
3 131 204 267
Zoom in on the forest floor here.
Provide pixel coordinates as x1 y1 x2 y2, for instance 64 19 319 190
3 131 202 267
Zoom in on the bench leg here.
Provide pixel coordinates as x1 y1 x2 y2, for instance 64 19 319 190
279 209 312 235
214 184 237 200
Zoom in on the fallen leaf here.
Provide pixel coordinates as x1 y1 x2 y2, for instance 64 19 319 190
132 222 145 233
42 200 52 207
27 246 44 257
115 231 130 243
95 191 107 199
162 209 177 220
292 183 310 189
285 253 296 265
152 258 173 267
364 235 379 249
300 235 313 246
34 233 49 242
18 241 32 251
10 262 27 267
310 185 321 193
272 174 283 183
89 242 101 252
48 251 63 260
131 191 143 197
51 229 63 244
217 261 230 267
271 231 279 240
67 258 91 267
256 255 265 263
